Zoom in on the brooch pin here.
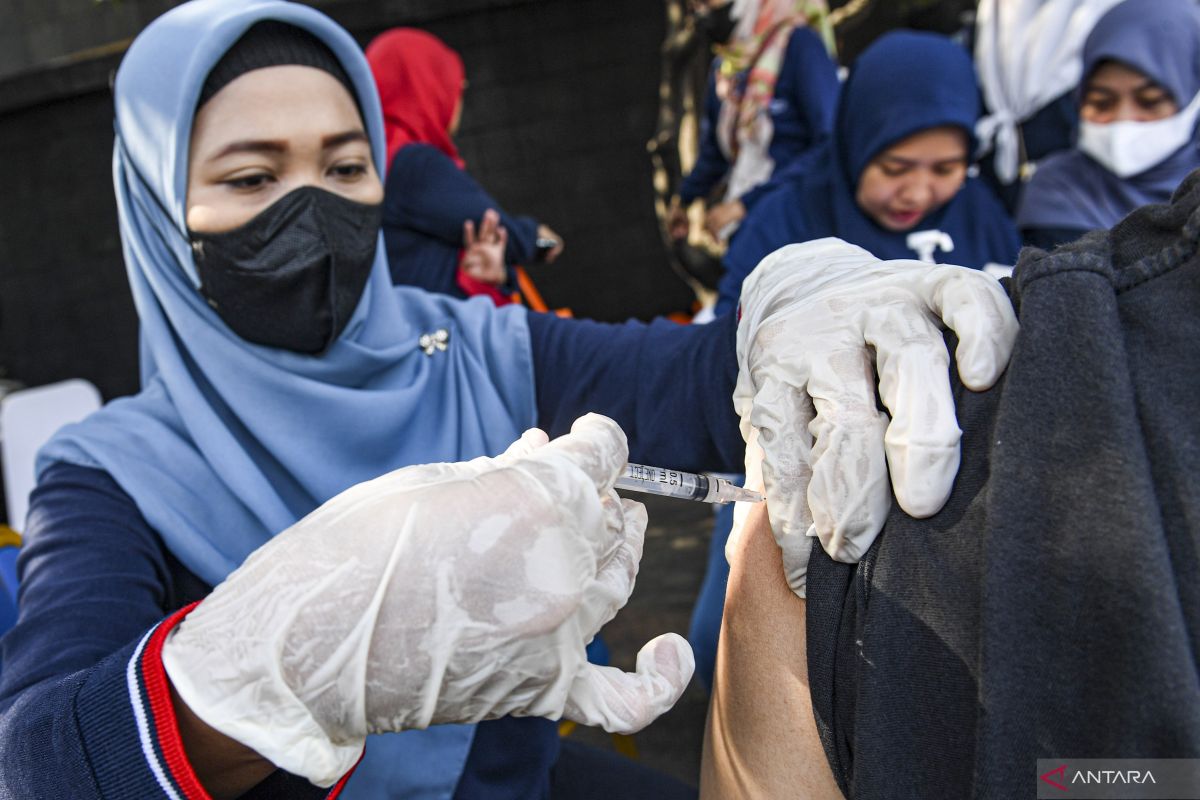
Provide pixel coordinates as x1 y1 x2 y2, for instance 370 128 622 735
419 328 450 356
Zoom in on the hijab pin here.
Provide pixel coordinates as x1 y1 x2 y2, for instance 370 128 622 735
418 328 450 356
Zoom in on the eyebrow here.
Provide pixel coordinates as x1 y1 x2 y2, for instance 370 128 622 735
322 130 370 149
1084 81 1167 96
209 129 369 160
1134 83 1170 96
211 139 286 159
879 154 966 167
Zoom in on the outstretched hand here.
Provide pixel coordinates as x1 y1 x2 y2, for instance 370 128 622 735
461 208 508 285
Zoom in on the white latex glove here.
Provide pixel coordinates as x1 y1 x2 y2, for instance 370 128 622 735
162 414 694 787
731 238 1018 597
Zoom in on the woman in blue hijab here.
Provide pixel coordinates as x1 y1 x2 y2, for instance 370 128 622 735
0 2 1023 798
1017 0 1200 249
716 30 1020 315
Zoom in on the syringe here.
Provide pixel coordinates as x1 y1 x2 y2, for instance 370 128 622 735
614 463 763 504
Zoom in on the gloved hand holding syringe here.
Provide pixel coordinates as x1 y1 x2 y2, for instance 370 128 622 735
616 462 763 504
162 414 695 788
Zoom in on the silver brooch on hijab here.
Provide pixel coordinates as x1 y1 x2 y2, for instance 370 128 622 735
418 329 450 356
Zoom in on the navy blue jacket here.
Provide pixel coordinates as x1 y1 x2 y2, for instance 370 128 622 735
382 144 541 297
677 26 839 209
0 312 740 799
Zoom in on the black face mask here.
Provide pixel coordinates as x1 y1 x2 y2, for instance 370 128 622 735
697 3 737 44
190 186 382 355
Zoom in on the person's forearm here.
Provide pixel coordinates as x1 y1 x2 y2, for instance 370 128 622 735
700 502 842 799
171 683 276 799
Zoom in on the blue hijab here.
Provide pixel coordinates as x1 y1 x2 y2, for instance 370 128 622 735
39 0 536 586
719 31 1020 314
1017 0 1200 233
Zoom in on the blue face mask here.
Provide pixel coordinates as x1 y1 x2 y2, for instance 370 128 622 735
190 185 382 355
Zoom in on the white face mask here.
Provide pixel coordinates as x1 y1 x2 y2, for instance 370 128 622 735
1077 89 1200 178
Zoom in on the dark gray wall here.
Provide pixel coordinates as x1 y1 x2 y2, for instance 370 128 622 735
0 0 691 400
0 0 174 81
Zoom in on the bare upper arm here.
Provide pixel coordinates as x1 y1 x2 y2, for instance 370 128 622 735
700 501 843 799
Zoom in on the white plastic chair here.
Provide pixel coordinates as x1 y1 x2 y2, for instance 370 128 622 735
1 379 101 532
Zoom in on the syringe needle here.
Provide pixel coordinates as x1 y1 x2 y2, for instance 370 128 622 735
708 481 763 504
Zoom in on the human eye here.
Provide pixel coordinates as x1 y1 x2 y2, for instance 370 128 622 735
877 161 909 178
1082 92 1116 114
1136 90 1173 112
222 172 275 192
328 162 369 181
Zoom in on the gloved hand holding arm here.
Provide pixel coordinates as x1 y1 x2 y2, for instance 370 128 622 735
730 238 1018 597
163 414 693 788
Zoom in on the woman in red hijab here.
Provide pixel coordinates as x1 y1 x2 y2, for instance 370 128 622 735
367 28 564 304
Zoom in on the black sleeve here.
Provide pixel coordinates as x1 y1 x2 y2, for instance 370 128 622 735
526 310 743 473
